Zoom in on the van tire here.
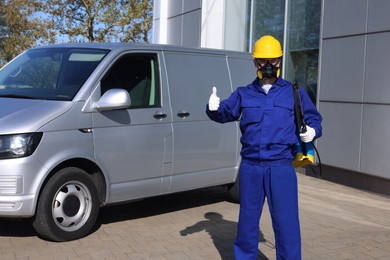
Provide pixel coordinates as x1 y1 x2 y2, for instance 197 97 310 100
227 173 240 203
32 167 99 242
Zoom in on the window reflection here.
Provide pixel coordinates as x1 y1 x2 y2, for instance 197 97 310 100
286 0 321 104
249 0 285 49
101 54 161 108
246 0 321 104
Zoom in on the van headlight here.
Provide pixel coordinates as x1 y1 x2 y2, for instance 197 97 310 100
0 133 43 159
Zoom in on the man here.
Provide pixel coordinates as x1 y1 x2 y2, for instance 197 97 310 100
206 35 322 259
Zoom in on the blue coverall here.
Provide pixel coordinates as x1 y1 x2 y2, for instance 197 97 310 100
206 77 322 260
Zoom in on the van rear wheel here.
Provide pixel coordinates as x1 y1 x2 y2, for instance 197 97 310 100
32 167 99 242
227 173 240 203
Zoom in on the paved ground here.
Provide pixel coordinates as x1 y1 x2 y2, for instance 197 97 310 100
0 172 389 260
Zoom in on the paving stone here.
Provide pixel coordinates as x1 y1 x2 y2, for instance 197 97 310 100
0 172 389 259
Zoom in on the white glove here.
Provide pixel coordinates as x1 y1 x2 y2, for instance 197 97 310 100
300 125 316 143
208 86 220 111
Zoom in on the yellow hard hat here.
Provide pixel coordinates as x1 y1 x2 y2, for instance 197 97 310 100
252 35 283 58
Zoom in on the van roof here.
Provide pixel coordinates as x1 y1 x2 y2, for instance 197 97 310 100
34 42 252 58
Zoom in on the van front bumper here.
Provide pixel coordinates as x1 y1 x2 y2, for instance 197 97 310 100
0 194 35 217
0 156 46 218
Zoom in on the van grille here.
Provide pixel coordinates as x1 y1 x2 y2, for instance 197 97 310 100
0 177 22 195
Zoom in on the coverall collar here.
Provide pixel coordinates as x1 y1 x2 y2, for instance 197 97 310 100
251 77 286 93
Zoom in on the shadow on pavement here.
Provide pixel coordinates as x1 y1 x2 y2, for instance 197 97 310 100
0 186 231 239
0 218 36 237
0 186 273 259
180 212 270 260
97 186 231 224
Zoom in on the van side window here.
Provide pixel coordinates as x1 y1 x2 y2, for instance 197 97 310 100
101 54 160 108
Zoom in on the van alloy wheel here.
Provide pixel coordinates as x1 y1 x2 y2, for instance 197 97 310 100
32 167 99 242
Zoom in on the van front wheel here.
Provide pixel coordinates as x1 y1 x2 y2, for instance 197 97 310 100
32 167 99 242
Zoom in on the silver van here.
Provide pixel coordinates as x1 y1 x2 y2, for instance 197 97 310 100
0 43 253 241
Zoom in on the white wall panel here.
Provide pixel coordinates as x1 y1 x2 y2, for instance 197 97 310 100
201 0 225 49
166 16 182 45
317 102 362 171
361 104 390 178
364 32 390 103
183 0 201 13
224 0 247 51
320 36 365 102
322 0 367 38
182 10 201 47
367 0 390 32
167 0 183 18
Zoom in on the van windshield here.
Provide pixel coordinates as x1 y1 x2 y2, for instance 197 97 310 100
0 48 108 101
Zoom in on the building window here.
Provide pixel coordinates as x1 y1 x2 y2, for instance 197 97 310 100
285 0 321 104
247 0 286 51
246 0 321 104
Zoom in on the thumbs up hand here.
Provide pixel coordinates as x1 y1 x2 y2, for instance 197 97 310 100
208 86 220 111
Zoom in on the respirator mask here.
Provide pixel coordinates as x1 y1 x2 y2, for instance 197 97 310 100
256 58 280 79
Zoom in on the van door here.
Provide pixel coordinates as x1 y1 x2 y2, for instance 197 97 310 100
164 51 239 191
92 53 173 203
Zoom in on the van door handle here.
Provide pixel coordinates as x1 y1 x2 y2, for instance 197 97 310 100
153 112 167 119
177 111 190 118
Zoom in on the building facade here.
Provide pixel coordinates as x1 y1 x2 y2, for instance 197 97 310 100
153 0 390 195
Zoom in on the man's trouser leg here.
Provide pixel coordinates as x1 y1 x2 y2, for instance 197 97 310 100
266 165 301 260
233 161 265 259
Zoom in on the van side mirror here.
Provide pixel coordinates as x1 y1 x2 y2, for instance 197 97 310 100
93 89 131 111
